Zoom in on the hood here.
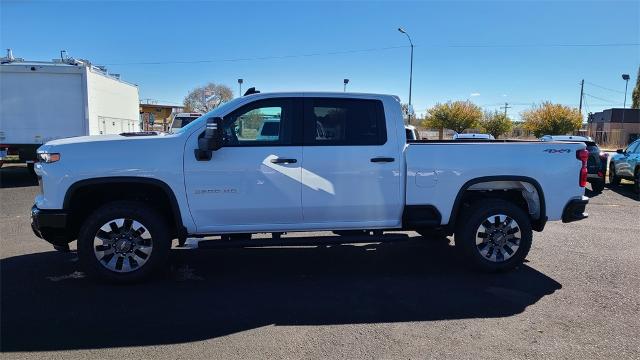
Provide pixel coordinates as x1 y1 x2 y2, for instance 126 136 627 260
44 133 167 146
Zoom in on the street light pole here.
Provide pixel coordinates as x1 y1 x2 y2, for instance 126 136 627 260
343 78 349 92
622 74 630 108
238 78 244 97
398 27 414 124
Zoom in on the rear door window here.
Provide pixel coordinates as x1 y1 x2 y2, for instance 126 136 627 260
303 98 386 145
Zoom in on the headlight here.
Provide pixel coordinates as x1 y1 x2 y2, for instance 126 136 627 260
37 152 61 163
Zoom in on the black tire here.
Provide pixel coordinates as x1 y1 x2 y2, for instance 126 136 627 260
634 169 640 196
608 163 621 186
454 199 532 272
77 201 171 283
591 179 605 193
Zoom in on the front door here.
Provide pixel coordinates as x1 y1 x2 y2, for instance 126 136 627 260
184 98 303 233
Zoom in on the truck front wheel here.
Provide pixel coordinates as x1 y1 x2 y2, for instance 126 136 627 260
77 201 171 283
455 199 532 272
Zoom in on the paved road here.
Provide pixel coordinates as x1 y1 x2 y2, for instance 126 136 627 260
1 164 639 359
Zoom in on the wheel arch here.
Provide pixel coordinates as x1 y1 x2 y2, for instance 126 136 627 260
63 177 187 241
447 176 547 232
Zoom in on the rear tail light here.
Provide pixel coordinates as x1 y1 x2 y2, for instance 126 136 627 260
577 149 588 187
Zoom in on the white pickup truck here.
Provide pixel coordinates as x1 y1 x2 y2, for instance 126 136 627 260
31 92 590 283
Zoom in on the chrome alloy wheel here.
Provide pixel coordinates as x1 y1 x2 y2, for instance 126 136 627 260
475 214 521 263
93 218 153 273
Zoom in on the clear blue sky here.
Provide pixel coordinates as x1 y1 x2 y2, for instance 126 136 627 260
1 1 638 119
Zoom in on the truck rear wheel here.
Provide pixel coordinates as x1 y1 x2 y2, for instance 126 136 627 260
77 201 171 283
455 199 532 272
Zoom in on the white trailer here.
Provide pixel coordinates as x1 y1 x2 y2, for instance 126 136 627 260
0 51 139 168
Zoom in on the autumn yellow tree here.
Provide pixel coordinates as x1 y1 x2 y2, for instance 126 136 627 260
422 101 483 137
480 111 513 138
521 102 582 138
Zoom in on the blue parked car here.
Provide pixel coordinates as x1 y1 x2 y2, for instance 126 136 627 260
609 138 640 195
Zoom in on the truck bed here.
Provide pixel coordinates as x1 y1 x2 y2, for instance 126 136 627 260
405 140 586 224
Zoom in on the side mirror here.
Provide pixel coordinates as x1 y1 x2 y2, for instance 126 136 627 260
616 149 624 154
195 117 223 161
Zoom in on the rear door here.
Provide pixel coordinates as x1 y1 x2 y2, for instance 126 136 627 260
300 97 402 228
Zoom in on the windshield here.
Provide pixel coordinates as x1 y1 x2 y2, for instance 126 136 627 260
171 97 247 134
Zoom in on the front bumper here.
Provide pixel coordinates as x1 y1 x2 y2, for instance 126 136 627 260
30 205 73 246
561 197 589 223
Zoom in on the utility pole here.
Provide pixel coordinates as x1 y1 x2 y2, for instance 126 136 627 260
238 78 243 97
398 28 414 124
579 79 584 114
500 102 511 117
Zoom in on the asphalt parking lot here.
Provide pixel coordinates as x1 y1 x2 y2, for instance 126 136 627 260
1 164 639 359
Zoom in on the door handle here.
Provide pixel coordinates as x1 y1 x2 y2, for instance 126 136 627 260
370 157 395 163
271 158 297 164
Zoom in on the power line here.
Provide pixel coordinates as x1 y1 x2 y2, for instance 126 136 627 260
583 96 591 115
100 42 640 66
585 81 626 94
500 102 512 117
439 42 639 48
584 93 622 104
102 45 409 65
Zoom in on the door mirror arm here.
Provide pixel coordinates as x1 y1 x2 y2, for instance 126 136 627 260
195 117 224 161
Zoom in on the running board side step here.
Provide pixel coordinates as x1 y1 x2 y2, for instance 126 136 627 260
192 233 411 250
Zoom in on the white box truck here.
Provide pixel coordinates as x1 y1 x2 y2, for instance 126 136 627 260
0 50 139 170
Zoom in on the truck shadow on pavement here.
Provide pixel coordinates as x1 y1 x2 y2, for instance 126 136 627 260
0 165 37 188
1 238 561 352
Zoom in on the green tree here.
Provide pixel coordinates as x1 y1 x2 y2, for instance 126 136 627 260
183 82 233 113
481 111 513 138
521 102 582 138
632 65 640 109
422 101 483 135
